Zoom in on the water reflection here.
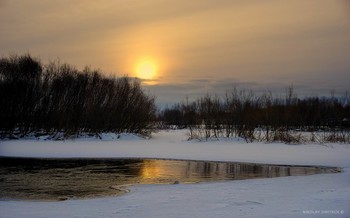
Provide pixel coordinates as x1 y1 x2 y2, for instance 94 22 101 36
0 157 340 201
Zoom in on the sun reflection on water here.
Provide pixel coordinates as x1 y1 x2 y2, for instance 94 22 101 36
141 160 162 179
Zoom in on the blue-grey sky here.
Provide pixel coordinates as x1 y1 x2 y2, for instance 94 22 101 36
1 0 350 106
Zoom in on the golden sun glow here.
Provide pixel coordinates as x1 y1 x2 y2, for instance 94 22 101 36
136 60 157 80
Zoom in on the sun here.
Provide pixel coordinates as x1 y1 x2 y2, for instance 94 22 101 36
136 60 157 80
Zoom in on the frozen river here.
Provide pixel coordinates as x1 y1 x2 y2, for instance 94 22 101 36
0 157 340 201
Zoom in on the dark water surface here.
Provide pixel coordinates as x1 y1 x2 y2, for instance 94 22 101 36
0 157 340 201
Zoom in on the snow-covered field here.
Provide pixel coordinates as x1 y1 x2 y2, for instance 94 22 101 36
1 130 349 218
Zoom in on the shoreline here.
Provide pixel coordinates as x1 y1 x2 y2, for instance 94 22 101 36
0 156 342 169
0 156 342 201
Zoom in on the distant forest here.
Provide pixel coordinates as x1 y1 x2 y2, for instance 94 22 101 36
0 54 156 139
1 54 349 143
159 88 350 144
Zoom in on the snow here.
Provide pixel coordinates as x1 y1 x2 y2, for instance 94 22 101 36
0 130 349 218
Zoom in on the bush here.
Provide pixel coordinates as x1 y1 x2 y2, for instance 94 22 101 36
0 54 156 138
159 88 350 144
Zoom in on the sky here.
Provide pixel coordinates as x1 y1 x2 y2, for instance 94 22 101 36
1 0 350 106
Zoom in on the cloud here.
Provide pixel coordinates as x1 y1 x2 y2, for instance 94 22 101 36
1 0 349 107
145 78 349 107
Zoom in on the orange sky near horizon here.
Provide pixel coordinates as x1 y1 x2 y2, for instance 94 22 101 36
1 0 350 104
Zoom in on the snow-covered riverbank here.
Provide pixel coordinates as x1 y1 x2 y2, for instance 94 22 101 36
1 130 349 218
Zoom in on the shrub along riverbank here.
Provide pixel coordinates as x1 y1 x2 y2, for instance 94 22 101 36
159 89 350 144
0 54 156 138
1 54 349 143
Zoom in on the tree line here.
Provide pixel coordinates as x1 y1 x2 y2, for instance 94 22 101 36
1 54 349 143
159 87 350 144
0 54 156 139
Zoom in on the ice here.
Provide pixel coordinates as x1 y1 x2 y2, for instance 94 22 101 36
0 130 349 218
